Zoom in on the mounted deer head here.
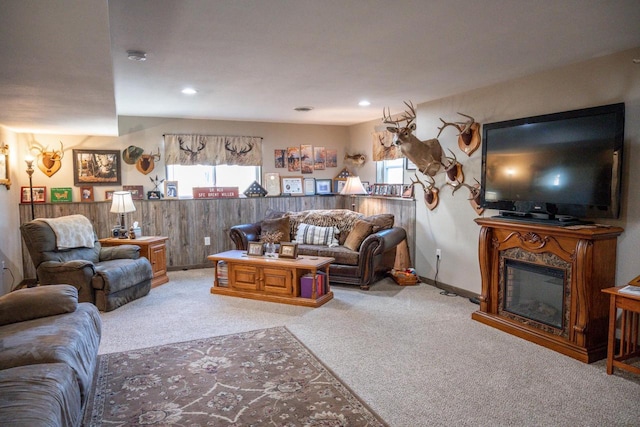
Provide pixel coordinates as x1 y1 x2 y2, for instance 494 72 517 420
437 113 481 156
33 141 64 177
442 149 464 187
411 173 439 210
383 101 444 176
136 148 161 175
450 178 484 215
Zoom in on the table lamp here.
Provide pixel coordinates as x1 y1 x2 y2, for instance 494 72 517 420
340 176 367 211
110 191 136 238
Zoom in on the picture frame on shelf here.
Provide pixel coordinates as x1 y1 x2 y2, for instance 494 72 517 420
123 185 144 200
315 179 332 195
147 190 161 200
281 176 304 196
50 187 72 203
80 186 94 202
72 149 121 185
406 158 417 170
279 242 299 259
334 179 347 194
164 181 178 199
105 190 114 200
402 184 415 198
247 242 264 256
304 178 316 195
21 186 46 203
264 173 281 196
361 181 371 194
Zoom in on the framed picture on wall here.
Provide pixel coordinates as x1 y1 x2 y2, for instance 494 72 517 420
72 149 121 185
264 173 281 196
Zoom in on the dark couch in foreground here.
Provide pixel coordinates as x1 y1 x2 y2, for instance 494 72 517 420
0 285 102 426
230 209 407 289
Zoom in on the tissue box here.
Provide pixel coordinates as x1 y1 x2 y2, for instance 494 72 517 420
131 227 141 239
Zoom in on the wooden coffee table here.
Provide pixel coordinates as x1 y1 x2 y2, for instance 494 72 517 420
208 250 334 307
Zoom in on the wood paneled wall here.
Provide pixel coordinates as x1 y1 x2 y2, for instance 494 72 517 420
19 196 416 278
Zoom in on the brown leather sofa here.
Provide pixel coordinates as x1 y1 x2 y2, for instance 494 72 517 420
229 209 407 290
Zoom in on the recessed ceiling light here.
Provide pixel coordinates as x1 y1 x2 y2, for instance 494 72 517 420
181 88 197 95
358 100 371 107
126 50 147 61
294 106 314 112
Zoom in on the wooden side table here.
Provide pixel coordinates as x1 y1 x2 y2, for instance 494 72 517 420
602 285 640 375
100 236 169 288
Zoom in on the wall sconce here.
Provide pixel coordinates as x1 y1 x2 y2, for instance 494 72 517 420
0 143 10 189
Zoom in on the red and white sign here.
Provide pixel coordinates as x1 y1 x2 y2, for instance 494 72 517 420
192 187 239 199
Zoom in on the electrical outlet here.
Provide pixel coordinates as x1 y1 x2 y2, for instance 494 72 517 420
204 237 211 246
436 249 442 260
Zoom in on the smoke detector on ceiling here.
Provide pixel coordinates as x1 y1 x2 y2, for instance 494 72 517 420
127 50 147 61
294 106 314 112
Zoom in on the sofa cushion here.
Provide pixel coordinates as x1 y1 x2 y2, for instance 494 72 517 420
260 216 290 243
296 223 339 246
0 303 101 406
0 363 82 427
343 220 374 251
316 246 360 266
0 285 78 326
363 213 395 233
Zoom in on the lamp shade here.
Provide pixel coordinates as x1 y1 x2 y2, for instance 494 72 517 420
340 176 367 195
110 191 136 214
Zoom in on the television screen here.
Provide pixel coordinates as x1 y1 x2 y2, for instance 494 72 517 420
481 103 624 219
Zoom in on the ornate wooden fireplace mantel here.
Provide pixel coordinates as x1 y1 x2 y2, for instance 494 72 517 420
472 217 624 363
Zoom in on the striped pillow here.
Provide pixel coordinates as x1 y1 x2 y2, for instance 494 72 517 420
295 223 339 246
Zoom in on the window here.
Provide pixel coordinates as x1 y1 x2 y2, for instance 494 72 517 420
376 158 404 184
166 165 261 198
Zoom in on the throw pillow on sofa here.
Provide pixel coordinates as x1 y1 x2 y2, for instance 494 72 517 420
343 220 374 251
295 223 339 246
362 213 394 233
260 216 290 243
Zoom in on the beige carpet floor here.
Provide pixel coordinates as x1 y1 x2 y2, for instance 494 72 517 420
98 269 640 427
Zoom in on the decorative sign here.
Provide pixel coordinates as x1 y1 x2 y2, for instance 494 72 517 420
193 187 239 199
51 187 72 203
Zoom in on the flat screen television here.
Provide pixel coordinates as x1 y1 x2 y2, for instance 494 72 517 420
481 103 625 220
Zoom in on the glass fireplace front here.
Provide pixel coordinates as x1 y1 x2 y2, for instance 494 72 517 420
503 259 565 329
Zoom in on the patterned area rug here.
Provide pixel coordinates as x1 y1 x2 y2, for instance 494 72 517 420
83 327 387 426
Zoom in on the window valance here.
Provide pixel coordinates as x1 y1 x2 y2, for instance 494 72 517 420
164 134 263 166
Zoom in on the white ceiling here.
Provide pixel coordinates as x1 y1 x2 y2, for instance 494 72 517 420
1 0 640 136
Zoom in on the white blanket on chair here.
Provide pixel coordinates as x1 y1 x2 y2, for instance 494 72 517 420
40 214 95 249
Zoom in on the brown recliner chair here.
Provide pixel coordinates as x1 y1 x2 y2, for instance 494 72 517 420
20 215 152 312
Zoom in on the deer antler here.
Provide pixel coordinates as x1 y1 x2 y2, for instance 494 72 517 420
382 101 416 127
225 140 253 156
455 113 476 134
